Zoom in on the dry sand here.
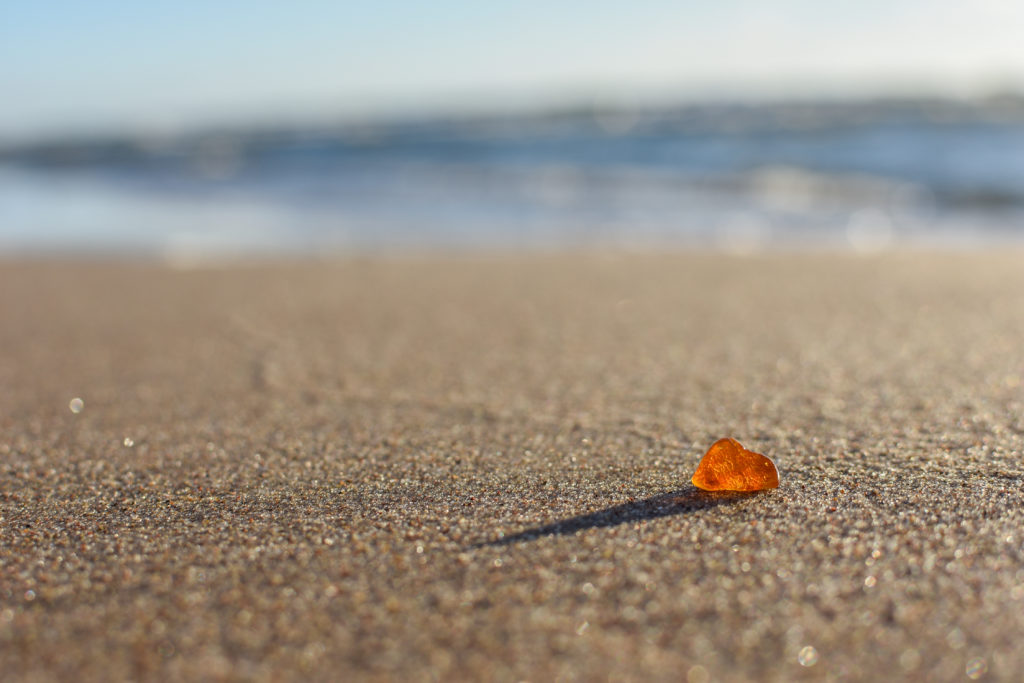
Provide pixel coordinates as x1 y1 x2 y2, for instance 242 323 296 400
2 251 1024 681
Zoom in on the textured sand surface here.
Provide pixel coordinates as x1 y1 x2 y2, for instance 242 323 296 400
2 252 1024 682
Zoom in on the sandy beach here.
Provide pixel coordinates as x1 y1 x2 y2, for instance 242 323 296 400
2 251 1023 681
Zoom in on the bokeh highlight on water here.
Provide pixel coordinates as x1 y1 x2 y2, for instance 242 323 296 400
2 98 1023 256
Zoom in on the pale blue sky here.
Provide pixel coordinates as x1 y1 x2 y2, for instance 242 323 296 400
2 0 1023 138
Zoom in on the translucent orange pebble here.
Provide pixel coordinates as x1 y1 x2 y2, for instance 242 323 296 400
691 438 779 492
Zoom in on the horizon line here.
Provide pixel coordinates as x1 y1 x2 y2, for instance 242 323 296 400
3 82 1024 148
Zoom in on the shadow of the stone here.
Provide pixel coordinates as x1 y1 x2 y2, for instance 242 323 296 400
477 487 760 547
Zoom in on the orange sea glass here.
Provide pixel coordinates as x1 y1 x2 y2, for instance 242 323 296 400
691 438 779 492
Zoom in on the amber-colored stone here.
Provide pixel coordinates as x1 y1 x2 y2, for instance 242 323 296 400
691 438 779 492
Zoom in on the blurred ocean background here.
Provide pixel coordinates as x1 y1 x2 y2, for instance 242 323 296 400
3 2 1024 256
3 97 1024 256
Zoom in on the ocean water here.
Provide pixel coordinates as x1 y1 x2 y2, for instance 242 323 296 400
2 99 1024 256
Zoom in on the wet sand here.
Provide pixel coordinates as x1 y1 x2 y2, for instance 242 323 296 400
2 251 1023 681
